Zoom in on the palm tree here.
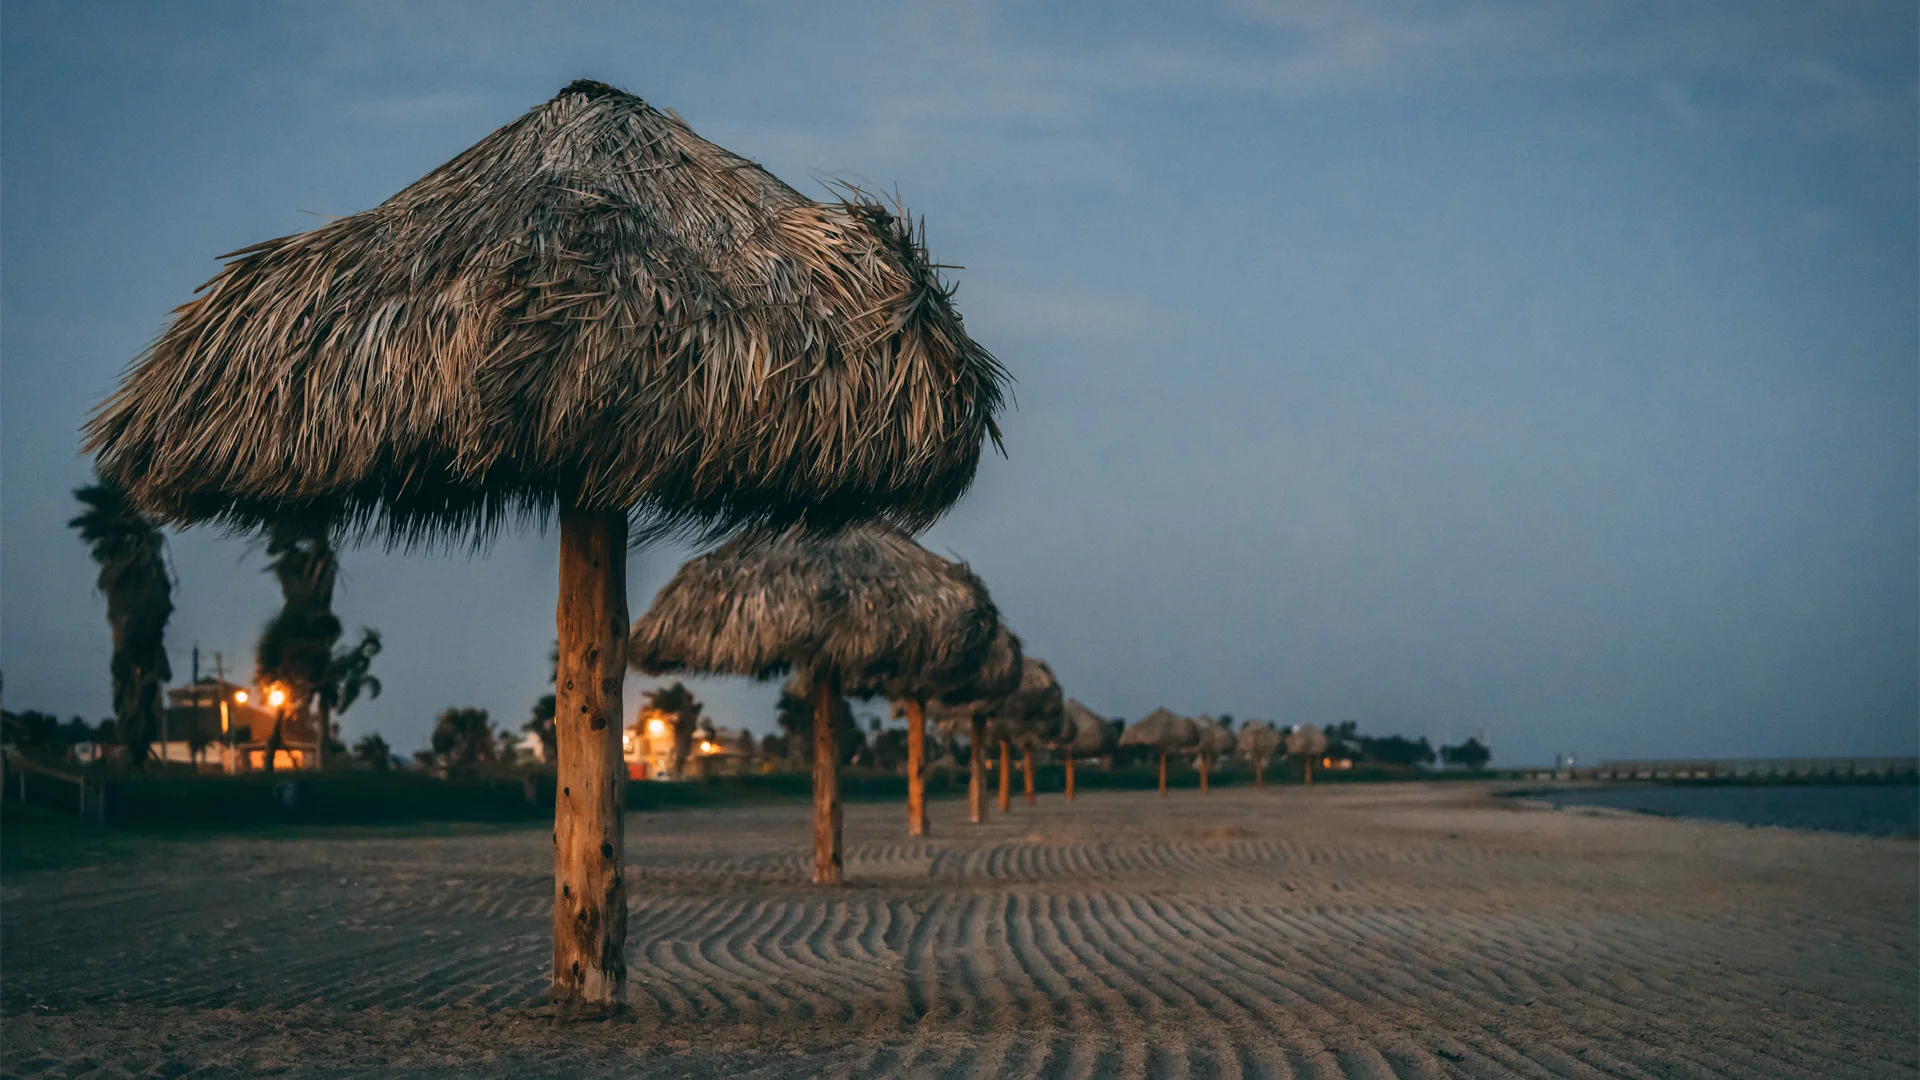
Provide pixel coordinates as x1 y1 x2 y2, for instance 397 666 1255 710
69 478 173 764
430 707 497 769
318 629 383 762
352 732 394 770
255 520 341 766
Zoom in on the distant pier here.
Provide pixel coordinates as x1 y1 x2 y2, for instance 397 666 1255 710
1523 757 1920 781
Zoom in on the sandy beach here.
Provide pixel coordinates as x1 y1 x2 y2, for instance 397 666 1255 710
3 783 1914 1078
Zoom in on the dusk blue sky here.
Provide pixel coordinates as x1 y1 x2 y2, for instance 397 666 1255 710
4 2 1914 765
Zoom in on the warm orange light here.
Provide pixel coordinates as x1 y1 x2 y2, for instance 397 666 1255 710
699 740 714 754
647 718 666 736
267 687 288 708
233 690 249 704
1321 757 1331 767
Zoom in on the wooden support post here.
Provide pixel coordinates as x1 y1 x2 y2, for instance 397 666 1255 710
906 698 928 838
1199 754 1210 794
1065 755 1075 801
1158 749 1168 796
1022 748 1035 805
998 740 1011 812
1303 755 1313 785
551 508 629 1011
969 716 988 824
811 674 844 884
1255 759 1264 788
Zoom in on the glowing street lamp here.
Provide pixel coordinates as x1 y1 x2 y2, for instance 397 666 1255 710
233 690 249 704
267 687 288 708
646 717 666 737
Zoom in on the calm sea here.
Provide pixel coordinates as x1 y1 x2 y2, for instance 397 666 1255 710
1523 783 1920 838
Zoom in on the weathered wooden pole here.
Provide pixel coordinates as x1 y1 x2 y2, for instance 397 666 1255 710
1303 754 1313 785
998 739 1012 811
811 674 844 884
906 698 929 837
1199 753 1210 794
1158 748 1168 796
551 508 629 1010
1255 759 1265 788
1022 748 1035 805
1065 754 1076 801
969 715 988 823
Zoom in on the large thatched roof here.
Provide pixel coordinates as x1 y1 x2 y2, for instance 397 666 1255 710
86 80 1006 545
1118 707 1198 751
630 524 998 687
1237 721 1282 761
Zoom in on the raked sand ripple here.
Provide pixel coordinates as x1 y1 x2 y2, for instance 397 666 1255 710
2 784 1914 1078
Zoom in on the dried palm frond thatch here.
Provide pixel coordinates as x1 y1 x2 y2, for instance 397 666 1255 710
630 524 998 690
87 79 1006 547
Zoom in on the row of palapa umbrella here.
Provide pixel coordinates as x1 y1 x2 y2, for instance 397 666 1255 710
77 78 1273 1014
628 524 1315 892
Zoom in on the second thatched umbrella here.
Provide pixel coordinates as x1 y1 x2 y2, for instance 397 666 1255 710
631 524 998 882
1119 707 1199 796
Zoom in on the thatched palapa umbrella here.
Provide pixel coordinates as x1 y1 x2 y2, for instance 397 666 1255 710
1189 714 1234 794
1287 723 1328 784
929 626 1024 824
1000 657 1066 808
1119 707 1198 796
1237 721 1283 787
841 544 1007 839
84 80 1005 1010
1058 698 1117 800
630 524 998 881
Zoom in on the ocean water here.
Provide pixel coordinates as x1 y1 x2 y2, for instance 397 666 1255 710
1525 783 1920 838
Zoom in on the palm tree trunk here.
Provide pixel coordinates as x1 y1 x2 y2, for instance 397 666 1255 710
968 716 988 824
1022 748 1035 805
1158 748 1167 796
1065 755 1076 801
317 699 330 771
551 508 629 1010
998 740 1011 812
811 673 843 884
905 699 928 837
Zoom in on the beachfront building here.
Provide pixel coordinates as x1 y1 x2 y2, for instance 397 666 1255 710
157 679 306 772
623 705 678 780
